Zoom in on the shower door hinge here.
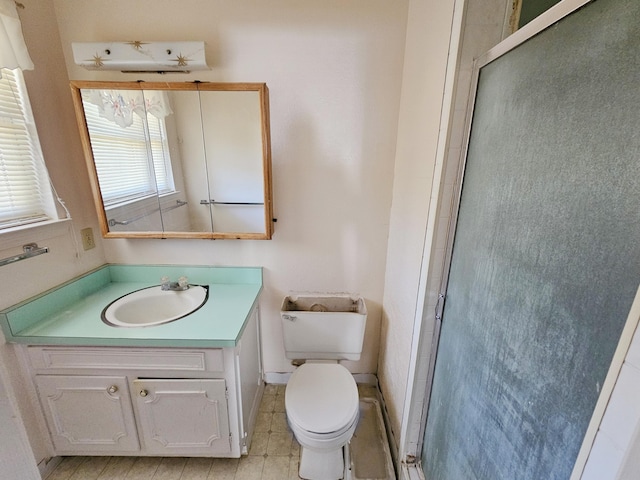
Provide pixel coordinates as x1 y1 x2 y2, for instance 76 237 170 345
435 293 446 322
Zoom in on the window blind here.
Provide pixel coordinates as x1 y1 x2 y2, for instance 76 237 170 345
0 68 56 230
81 94 175 207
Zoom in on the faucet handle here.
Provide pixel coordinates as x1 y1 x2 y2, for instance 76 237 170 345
178 276 188 288
161 276 170 289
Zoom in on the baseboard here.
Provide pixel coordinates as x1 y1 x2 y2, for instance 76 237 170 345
378 387 401 479
353 373 377 385
38 456 61 479
263 372 290 384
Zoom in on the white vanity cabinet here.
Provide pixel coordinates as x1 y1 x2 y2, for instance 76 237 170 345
22 308 263 458
132 378 230 456
35 374 139 453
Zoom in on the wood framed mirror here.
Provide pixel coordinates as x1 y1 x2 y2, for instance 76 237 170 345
70 81 273 239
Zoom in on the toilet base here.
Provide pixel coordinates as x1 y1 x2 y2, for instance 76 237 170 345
299 445 345 480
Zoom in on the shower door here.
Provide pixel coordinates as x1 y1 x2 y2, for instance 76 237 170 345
421 0 640 478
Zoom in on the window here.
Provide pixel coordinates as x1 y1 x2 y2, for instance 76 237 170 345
80 91 175 207
0 68 59 230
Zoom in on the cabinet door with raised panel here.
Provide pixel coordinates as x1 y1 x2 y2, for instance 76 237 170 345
35 375 139 453
132 378 231 455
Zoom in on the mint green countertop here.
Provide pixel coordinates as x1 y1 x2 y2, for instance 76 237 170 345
0 265 262 348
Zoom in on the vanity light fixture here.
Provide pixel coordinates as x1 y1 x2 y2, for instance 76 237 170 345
71 41 208 73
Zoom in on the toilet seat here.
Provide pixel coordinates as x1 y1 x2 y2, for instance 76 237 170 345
285 363 359 434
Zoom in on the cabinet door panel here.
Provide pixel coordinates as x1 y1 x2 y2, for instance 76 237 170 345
133 378 231 455
35 375 139 453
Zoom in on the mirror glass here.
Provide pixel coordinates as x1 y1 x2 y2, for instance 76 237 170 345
70 81 273 239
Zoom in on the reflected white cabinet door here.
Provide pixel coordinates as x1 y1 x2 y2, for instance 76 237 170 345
132 378 231 455
35 375 139 453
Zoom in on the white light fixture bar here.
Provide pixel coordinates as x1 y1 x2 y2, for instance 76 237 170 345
72 41 208 73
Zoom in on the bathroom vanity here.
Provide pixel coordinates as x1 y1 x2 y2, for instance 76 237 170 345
0 265 264 458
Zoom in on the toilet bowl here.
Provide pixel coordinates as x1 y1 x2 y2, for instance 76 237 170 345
285 362 360 480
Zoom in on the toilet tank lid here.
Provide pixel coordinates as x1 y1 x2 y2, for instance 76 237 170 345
285 363 359 434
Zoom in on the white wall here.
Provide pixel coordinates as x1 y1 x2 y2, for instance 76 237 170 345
52 0 409 376
377 0 459 445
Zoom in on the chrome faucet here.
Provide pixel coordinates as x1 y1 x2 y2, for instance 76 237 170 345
160 275 190 291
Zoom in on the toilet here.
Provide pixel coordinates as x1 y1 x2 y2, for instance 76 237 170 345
281 295 367 480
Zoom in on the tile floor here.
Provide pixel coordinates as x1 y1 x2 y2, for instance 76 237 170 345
44 383 379 480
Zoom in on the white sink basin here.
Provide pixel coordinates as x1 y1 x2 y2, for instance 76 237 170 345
102 285 209 327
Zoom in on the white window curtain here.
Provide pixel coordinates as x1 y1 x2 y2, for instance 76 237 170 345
86 89 173 128
81 91 175 207
0 0 34 71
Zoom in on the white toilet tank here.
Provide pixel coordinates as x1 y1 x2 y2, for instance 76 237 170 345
281 295 367 361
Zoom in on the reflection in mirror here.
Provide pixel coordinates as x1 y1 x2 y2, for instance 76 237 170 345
70 81 273 239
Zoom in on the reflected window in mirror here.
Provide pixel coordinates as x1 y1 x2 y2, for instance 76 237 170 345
81 89 176 206
70 81 273 240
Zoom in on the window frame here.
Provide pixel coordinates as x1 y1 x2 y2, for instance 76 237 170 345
0 67 60 233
